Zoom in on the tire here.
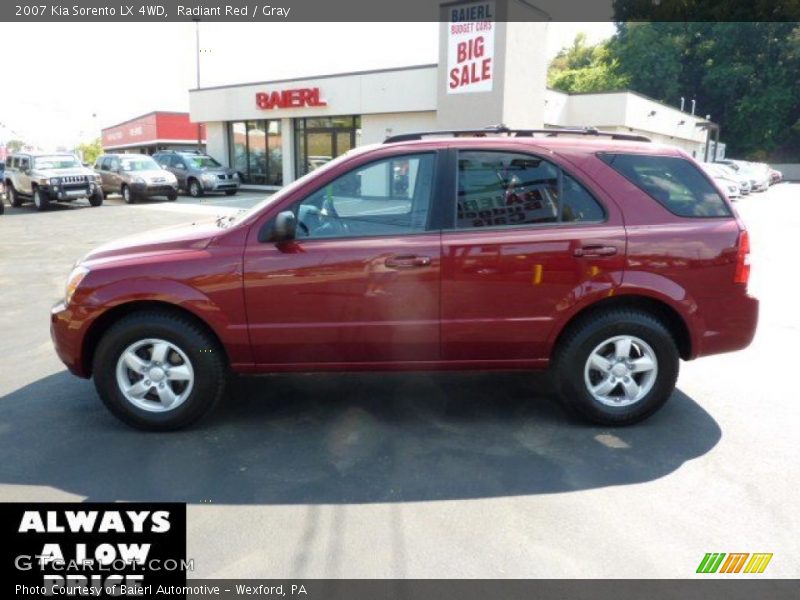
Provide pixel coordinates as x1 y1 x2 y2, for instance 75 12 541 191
167 191 178 201
33 186 50 211
93 311 228 431
89 188 104 207
0 197 4 215
225 189 237 196
188 178 203 198
6 184 23 207
121 184 134 204
553 309 679 426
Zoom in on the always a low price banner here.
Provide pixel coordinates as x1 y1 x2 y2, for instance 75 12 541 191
2 503 187 596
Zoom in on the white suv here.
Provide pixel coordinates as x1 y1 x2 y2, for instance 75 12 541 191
4 152 103 211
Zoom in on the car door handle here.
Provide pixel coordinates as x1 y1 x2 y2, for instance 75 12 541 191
385 255 432 269
574 245 618 257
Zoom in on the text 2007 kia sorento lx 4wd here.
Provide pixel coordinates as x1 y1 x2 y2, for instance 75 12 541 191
50 127 758 430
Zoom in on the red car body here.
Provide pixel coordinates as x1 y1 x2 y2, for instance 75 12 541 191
51 135 758 429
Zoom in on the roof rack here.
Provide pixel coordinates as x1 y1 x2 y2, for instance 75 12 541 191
383 124 651 144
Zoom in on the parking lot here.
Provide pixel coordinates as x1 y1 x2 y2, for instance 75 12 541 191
0 184 797 578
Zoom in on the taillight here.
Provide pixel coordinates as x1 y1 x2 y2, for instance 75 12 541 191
734 230 751 285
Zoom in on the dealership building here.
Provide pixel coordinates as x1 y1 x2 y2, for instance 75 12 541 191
101 111 206 155
188 4 722 190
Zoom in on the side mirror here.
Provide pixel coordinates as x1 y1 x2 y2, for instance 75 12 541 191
271 211 297 243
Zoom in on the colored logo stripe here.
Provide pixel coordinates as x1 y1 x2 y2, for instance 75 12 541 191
697 552 773 574
744 553 773 574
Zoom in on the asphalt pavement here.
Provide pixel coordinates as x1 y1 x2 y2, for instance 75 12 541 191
0 185 797 578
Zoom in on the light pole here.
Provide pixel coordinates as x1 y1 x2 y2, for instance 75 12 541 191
194 18 203 152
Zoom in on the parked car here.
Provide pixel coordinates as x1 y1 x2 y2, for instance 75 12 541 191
0 163 5 213
94 153 178 203
700 163 742 199
719 160 770 192
709 162 750 195
51 127 758 430
152 150 239 198
4 152 103 210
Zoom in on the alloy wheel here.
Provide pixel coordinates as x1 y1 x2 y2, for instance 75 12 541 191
115 338 194 412
583 335 658 407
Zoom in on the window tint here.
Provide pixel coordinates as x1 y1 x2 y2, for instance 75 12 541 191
293 153 435 239
100 157 112 171
19 157 29 170
456 151 604 229
561 174 605 222
600 153 731 217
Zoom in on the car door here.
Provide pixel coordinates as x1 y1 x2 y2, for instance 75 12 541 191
169 155 189 189
440 148 626 362
17 156 32 194
243 151 442 366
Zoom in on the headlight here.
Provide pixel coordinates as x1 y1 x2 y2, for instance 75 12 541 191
94 175 102 183
201 172 216 182
232 172 239 180
50 178 59 185
65 265 90 305
166 173 178 183
133 177 146 185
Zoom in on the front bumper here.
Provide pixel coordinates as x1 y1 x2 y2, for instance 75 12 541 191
132 182 179 197
201 177 240 192
41 181 98 201
51 300 91 377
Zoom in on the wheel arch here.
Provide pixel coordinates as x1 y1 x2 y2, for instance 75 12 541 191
551 294 692 362
81 300 230 378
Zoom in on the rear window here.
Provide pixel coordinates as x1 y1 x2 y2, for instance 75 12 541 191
599 153 731 217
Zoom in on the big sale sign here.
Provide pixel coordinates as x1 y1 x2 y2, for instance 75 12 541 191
446 1 495 94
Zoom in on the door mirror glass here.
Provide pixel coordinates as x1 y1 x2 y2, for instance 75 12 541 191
271 210 297 243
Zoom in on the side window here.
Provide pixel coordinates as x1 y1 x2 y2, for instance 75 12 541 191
172 156 186 169
293 153 435 239
599 153 731 217
561 174 605 222
456 151 604 229
99 157 111 171
109 157 120 171
19 157 30 170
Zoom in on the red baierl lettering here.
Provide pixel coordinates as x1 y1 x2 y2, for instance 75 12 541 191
449 35 492 90
255 87 327 110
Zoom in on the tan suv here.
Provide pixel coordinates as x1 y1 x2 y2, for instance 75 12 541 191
95 154 178 204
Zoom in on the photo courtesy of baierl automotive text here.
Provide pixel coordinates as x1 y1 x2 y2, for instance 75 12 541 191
0 0 798 597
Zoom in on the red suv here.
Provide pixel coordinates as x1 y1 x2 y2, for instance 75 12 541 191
50 128 758 430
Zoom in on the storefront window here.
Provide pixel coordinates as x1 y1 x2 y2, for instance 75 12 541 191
294 116 361 178
228 120 282 186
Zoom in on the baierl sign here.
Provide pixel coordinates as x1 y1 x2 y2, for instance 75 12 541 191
446 1 495 94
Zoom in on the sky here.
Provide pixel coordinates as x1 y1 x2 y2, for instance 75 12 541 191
0 22 614 151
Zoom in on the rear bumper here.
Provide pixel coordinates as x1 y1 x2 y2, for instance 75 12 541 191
693 293 759 359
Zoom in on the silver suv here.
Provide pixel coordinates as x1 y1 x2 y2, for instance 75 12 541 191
4 152 103 211
153 150 240 198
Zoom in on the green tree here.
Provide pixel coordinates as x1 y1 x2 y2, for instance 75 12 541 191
6 139 25 153
76 138 103 165
548 34 630 93
611 22 800 159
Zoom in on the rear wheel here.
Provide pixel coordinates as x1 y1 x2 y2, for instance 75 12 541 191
553 309 679 425
33 186 50 211
93 311 228 430
7 184 22 207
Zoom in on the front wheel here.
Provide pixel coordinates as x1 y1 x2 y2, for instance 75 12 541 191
89 188 104 207
167 191 178 201
553 309 679 426
121 184 134 204
188 179 203 198
33 187 50 211
93 311 228 430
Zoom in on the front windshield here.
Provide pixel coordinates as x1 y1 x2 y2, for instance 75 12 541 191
34 155 81 169
187 156 222 169
219 148 369 229
121 157 160 171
